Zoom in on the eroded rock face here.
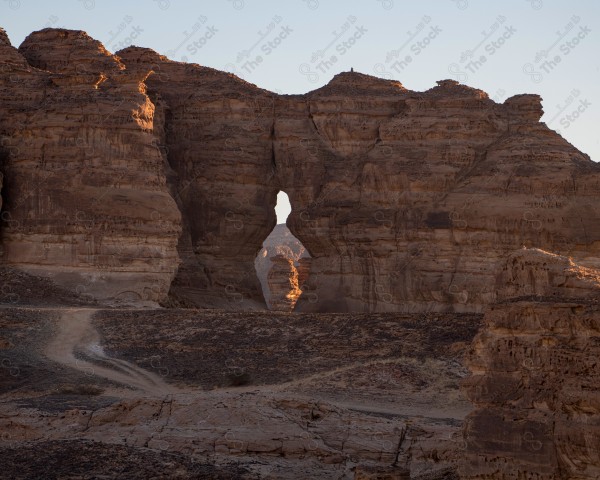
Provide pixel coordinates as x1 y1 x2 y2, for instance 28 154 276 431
115 46 600 313
496 247 600 300
0 29 181 304
267 255 301 311
461 248 600 479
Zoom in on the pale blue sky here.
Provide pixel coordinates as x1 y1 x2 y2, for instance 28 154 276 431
2 0 599 223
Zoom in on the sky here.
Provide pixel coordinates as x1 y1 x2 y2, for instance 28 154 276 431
2 0 599 223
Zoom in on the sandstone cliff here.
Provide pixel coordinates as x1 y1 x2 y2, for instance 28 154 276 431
0 28 181 304
461 248 600 479
1 26 599 312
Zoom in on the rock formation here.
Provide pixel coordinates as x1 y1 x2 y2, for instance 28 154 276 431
115 51 600 313
266 254 301 311
275 76 600 313
496 247 600 300
116 46 278 310
1 26 599 312
0 28 181 303
461 248 600 479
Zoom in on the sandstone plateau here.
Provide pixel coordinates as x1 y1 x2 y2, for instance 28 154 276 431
1 27 599 312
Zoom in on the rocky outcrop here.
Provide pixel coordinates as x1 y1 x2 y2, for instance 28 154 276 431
1 26 599 312
115 44 600 313
266 255 301 311
0 28 181 304
461 248 600 479
496 247 600 300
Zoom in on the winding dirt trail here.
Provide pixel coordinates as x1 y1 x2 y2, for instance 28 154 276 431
45 308 179 396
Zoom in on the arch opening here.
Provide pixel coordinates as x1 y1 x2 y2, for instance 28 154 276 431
254 191 311 312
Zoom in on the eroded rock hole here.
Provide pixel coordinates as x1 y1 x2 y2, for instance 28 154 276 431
254 191 311 312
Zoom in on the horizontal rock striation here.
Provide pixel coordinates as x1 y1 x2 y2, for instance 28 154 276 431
461 248 600 479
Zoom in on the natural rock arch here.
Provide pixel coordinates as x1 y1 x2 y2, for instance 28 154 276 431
0 27 599 313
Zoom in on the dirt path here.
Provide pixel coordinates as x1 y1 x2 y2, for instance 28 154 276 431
38 308 467 420
45 309 179 396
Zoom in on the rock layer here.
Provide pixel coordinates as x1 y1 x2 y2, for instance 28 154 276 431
0 28 181 304
461 248 600 479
